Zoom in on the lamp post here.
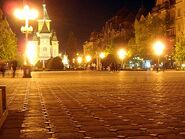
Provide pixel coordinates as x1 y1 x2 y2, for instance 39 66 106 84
14 5 38 78
99 52 105 71
85 55 92 63
77 56 83 68
85 55 92 70
153 41 165 72
117 49 127 70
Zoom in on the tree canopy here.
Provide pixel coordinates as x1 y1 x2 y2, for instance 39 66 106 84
133 14 167 59
66 32 78 60
0 9 17 61
175 35 185 65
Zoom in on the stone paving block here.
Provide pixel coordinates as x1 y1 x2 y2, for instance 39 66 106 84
55 132 84 139
118 129 146 137
139 124 166 129
21 122 45 128
85 131 117 138
125 136 158 139
158 134 185 139
147 128 175 135
52 126 79 133
20 132 50 139
81 125 108 132
111 125 140 131
79 122 104 127
105 119 129 126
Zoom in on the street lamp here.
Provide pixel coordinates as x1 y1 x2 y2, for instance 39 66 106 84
14 5 38 48
62 55 69 70
85 55 92 70
85 55 92 63
117 49 127 69
77 56 83 64
99 52 106 71
62 55 69 65
153 41 165 72
14 5 38 78
99 52 105 59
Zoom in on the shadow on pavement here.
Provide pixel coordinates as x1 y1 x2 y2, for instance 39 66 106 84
0 110 25 139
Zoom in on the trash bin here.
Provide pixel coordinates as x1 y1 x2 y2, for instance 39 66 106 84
23 66 32 78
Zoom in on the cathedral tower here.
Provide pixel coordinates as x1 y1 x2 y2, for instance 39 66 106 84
30 0 59 65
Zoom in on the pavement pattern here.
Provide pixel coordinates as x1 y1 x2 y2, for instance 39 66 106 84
0 71 185 139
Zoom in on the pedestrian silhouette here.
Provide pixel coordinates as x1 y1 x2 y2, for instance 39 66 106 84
0 61 6 77
12 60 17 78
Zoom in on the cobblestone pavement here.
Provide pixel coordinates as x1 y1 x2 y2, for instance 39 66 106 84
0 71 185 139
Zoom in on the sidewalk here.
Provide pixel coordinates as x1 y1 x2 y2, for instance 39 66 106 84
0 71 185 139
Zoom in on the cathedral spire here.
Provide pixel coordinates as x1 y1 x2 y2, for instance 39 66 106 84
42 0 49 20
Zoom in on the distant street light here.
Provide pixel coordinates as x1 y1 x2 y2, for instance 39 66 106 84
118 49 127 60
62 55 69 65
117 49 127 69
153 41 165 56
99 52 106 71
72 58 75 64
153 41 165 72
99 52 105 59
85 55 92 63
77 56 83 64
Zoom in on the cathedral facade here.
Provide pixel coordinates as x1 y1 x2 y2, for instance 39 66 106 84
30 2 59 66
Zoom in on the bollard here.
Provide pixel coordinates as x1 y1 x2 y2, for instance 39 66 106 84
0 85 8 128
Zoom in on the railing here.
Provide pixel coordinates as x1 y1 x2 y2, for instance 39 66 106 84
0 85 8 128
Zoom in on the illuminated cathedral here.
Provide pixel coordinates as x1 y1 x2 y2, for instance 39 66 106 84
30 1 59 66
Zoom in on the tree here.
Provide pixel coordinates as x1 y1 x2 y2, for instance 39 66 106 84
0 9 17 60
175 35 185 66
66 32 78 60
134 14 167 59
16 54 24 67
47 57 64 70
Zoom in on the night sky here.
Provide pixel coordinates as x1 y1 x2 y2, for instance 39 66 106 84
0 0 155 51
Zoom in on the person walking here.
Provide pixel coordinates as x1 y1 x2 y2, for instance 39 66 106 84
0 61 6 77
12 60 17 78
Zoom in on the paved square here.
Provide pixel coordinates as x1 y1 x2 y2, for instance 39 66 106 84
0 71 185 139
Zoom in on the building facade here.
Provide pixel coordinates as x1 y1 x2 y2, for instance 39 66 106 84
176 0 185 41
30 2 59 66
152 0 176 54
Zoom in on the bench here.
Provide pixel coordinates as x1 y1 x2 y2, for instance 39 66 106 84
0 85 8 128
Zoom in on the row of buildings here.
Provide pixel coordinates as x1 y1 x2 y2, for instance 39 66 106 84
83 0 184 68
